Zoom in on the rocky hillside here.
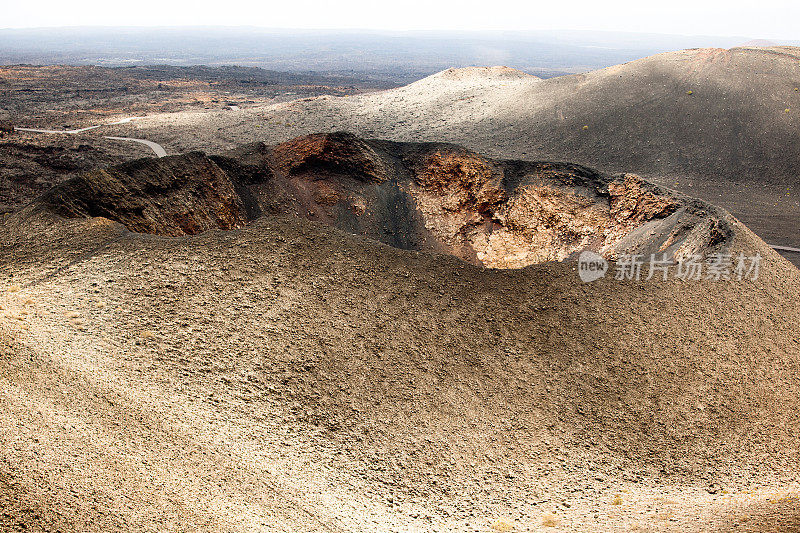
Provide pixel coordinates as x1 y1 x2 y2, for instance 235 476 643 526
2 134 799 532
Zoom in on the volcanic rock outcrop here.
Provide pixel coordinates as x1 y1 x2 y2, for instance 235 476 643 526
41 152 249 236
38 132 733 268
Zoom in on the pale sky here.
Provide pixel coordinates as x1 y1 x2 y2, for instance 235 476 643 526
3 0 800 40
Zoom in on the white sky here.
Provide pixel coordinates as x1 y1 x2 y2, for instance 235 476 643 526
3 0 799 40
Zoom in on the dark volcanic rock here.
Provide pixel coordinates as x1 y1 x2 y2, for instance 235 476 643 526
0 122 13 138
40 151 248 236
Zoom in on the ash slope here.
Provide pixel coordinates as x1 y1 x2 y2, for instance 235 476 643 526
2 137 800 531
38 132 732 269
203 47 800 185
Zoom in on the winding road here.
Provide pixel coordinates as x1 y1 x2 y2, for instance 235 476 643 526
15 125 102 134
104 136 167 158
769 244 800 254
14 117 166 158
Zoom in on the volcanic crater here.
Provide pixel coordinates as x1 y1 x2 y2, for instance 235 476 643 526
38 132 733 269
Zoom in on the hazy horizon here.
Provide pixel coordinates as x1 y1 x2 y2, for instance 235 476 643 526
6 0 800 40
3 26 784 82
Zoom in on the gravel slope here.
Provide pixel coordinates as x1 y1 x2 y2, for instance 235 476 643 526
1 185 799 531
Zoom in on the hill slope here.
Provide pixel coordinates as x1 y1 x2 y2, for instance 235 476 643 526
123 47 800 255
2 137 800 531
